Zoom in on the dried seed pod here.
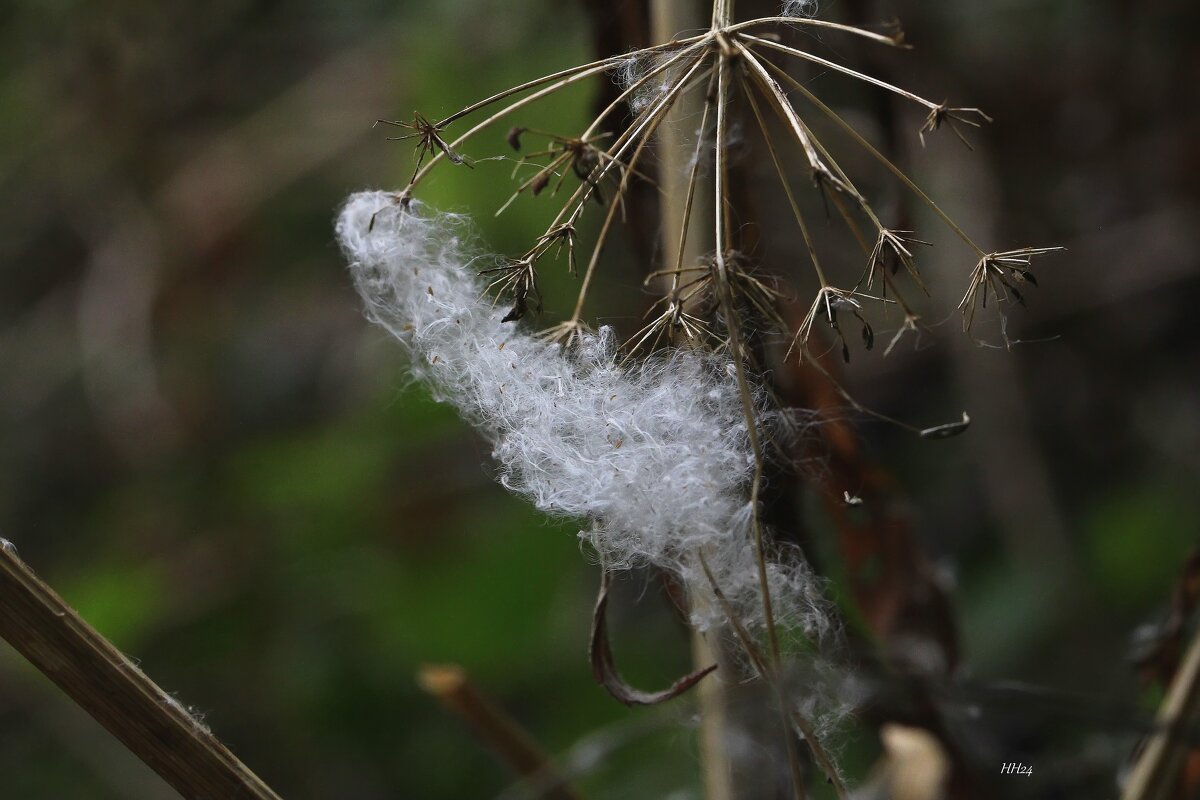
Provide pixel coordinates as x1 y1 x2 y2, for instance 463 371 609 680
506 126 525 151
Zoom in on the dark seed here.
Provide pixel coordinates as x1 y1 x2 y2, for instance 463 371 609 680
501 296 527 323
506 127 525 151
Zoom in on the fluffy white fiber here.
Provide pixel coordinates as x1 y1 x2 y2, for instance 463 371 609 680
613 52 681 116
337 191 833 645
782 0 819 17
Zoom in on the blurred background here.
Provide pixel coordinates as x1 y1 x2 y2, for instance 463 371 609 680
0 0 1196 797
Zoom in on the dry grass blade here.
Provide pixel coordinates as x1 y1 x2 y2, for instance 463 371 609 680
0 541 282 800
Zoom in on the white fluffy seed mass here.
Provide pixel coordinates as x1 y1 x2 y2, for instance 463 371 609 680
337 191 832 641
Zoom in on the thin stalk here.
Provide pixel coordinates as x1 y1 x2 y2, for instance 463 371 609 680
713 45 810 800
735 45 827 177
724 16 907 48
549 54 713 236
412 38 711 197
752 49 987 256
714 44 777 675
566 64 695 325
437 36 709 128
581 38 711 140
652 6 731 800
738 33 939 111
743 77 829 288
669 68 720 294
408 61 619 193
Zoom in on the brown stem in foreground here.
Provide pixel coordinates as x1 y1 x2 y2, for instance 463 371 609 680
418 664 582 800
0 540 282 800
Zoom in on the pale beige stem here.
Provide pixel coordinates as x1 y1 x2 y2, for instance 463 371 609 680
652 6 735 800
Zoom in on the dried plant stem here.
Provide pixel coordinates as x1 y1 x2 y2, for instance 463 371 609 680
562 61 689 328
1121 629 1200 800
738 33 938 112
407 61 618 194
651 7 735 800
737 45 828 180
742 79 828 288
417 664 581 800
437 36 708 129
698 554 847 800
537 51 712 247
725 16 907 47
410 38 712 196
712 18 814 800
688 593 737 800
0 541 281 800
755 54 986 257
714 21 783 688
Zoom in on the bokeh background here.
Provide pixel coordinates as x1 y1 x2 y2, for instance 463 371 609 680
0 0 1196 797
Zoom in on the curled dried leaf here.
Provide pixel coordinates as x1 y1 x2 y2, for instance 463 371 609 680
589 572 716 706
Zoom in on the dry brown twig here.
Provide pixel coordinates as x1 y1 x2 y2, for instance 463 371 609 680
418 664 582 800
0 540 281 800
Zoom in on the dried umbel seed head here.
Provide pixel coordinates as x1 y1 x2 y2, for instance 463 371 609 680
352 4 1062 790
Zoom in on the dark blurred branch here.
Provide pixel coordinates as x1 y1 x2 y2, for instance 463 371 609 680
0 540 282 800
417 664 582 800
